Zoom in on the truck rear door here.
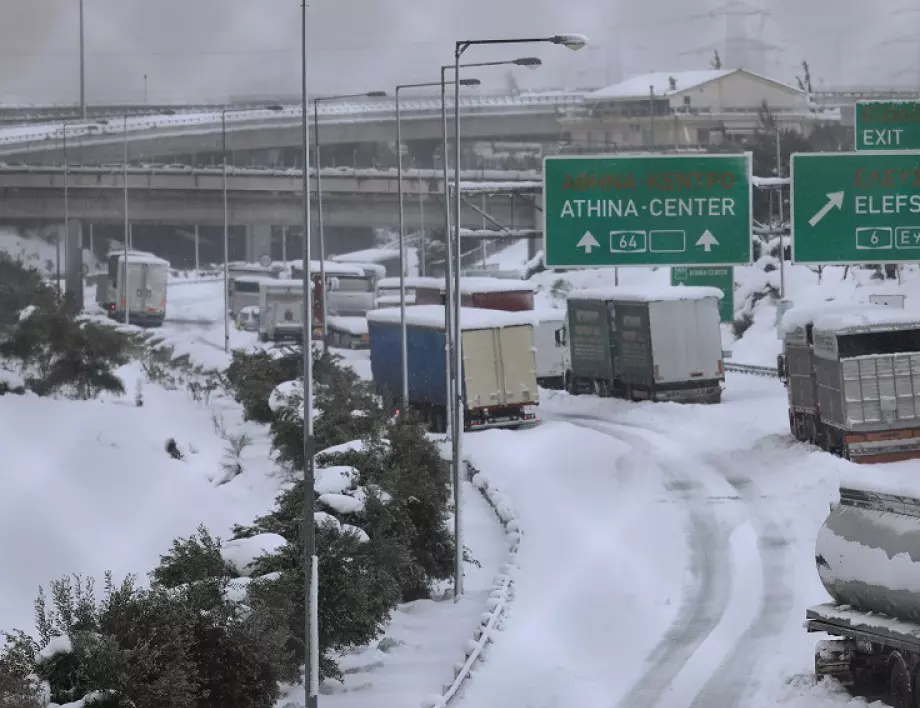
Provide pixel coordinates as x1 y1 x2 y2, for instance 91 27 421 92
496 324 537 405
461 328 502 409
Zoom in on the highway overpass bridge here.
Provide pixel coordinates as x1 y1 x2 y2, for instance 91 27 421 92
0 165 540 230
0 92 583 165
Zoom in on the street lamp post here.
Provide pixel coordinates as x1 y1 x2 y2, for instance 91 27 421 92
450 34 587 599
438 56 541 446
313 91 386 346
221 104 284 353
123 114 129 325
299 3 318 707
79 0 86 119
396 79 479 410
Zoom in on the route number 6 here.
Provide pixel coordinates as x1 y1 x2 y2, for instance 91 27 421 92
619 233 638 250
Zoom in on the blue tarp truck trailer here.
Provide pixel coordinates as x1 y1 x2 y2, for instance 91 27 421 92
367 304 539 433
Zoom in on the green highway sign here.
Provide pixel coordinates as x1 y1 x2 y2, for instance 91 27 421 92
855 100 920 151
671 266 734 322
791 150 920 264
542 154 753 268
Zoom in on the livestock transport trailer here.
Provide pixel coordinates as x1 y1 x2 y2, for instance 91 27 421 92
805 478 920 706
560 285 725 403
777 304 920 463
366 305 539 432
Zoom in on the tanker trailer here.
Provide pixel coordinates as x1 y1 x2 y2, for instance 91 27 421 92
806 482 920 706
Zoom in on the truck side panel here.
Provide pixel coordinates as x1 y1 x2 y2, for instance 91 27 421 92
467 290 534 312
647 298 722 383
566 299 614 381
368 322 448 407
496 324 538 406
842 353 920 428
612 302 654 386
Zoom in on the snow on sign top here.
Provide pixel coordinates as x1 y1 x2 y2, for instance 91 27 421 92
367 305 536 331
568 285 723 303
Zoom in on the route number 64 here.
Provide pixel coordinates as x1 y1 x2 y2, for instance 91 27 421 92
610 230 647 253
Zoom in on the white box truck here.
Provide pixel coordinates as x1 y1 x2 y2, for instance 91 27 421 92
258 279 305 342
96 250 169 327
559 285 725 403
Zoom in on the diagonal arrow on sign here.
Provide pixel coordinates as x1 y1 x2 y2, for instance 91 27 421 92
808 191 845 227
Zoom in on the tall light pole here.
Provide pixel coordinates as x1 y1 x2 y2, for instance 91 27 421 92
438 56 541 445
123 114 129 325
299 3 318 707
313 90 386 345
221 104 284 352
450 34 587 600
59 122 67 304
79 0 86 119
397 79 479 410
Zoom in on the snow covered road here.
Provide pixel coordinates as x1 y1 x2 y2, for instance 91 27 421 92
459 375 872 708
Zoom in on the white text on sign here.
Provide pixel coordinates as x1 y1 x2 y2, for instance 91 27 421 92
862 129 905 146
559 197 736 218
854 195 920 214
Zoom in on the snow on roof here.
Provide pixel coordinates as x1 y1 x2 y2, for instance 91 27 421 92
377 277 412 289
779 301 866 333
332 248 399 264
367 305 537 331
813 308 920 333
752 176 790 187
457 180 542 193
118 252 169 266
287 260 367 277
340 262 387 278
589 70 733 100
568 285 723 303
234 275 275 284
406 276 534 294
529 307 566 323
588 68 803 101
327 316 368 335
839 467 920 501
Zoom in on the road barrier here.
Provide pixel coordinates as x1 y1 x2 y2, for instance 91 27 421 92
419 461 520 708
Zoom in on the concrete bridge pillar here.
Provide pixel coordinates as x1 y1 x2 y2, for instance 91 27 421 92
245 224 273 263
63 219 84 311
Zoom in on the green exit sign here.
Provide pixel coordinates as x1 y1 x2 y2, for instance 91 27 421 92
855 101 920 151
791 150 920 264
542 154 753 268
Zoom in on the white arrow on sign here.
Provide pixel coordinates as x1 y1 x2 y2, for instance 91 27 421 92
695 230 720 252
576 230 601 254
808 191 845 227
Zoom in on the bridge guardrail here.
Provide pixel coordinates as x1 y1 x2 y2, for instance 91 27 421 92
724 362 779 378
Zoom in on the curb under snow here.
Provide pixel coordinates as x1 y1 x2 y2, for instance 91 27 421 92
420 461 521 708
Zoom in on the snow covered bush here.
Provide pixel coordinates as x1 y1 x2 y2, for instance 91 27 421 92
6 557 289 708
225 349 302 423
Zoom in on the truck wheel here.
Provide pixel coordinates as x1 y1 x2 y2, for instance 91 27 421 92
889 654 912 708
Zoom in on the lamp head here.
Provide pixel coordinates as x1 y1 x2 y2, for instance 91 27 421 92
265 104 284 111
551 33 589 50
513 57 542 68
365 91 387 97
459 78 481 86
161 108 177 115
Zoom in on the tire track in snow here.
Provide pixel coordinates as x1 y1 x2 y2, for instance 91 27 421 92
542 412 736 708
686 454 795 708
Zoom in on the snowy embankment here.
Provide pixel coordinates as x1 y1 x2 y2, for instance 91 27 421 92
0 361 283 637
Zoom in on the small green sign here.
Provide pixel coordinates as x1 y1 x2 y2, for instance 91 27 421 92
671 266 734 322
855 101 920 151
791 150 920 264
542 154 754 268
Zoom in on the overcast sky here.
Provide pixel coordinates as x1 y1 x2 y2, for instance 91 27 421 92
0 0 917 105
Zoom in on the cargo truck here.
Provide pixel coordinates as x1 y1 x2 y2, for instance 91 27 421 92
258 279 305 342
558 286 725 403
777 304 920 463
366 305 539 433
805 477 920 706
96 250 169 327
413 277 535 311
